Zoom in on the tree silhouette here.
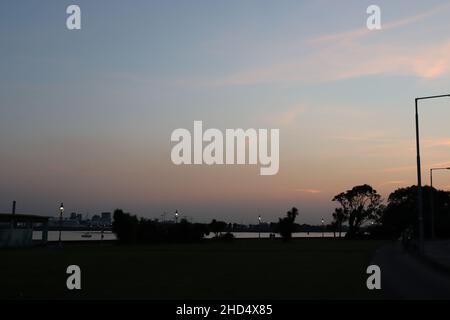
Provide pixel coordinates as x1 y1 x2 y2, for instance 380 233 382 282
278 207 299 241
112 209 138 244
382 185 450 239
332 207 346 238
113 209 209 244
209 219 227 237
332 185 383 238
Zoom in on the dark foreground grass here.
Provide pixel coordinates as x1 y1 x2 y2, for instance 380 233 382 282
0 239 385 300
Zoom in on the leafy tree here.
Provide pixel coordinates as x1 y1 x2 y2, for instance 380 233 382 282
113 210 209 244
209 219 227 237
382 185 450 239
112 209 139 244
278 207 299 241
332 184 383 238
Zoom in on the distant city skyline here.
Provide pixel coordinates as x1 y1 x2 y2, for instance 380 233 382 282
1 0 450 223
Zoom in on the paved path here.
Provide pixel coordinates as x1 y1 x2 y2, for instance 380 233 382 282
372 242 450 299
423 240 450 272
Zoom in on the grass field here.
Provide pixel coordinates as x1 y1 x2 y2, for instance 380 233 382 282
0 239 385 299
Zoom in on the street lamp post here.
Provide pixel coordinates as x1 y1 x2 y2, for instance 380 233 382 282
258 215 262 239
415 94 450 250
161 211 167 223
321 218 325 238
429 167 450 239
101 223 105 244
58 203 64 248
175 210 179 224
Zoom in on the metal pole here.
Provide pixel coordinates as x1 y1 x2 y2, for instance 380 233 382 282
322 218 324 238
258 215 262 239
10 200 16 230
415 98 424 251
415 95 450 250
430 169 435 240
59 203 64 248
58 211 62 248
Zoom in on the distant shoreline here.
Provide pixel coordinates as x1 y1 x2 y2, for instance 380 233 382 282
32 230 345 243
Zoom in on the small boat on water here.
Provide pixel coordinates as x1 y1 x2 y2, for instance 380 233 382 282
81 232 92 238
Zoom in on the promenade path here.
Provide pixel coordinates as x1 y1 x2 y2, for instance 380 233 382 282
372 241 450 299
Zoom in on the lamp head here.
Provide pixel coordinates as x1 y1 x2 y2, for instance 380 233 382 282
59 203 64 213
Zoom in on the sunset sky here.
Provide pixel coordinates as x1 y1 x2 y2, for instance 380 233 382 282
1 0 450 224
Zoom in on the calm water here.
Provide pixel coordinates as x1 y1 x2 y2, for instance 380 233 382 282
206 232 342 239
33 231 341 241
33 230 117 241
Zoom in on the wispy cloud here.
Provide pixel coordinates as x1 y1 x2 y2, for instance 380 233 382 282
330 132 402 143
311 3 450 43
380 180 407 186
258 105 305 126
207 4 450 86
295 188 322 194
381 165 416 173
429 161 450 168
382 160 450 174
213 40 450 86
423 138 450 148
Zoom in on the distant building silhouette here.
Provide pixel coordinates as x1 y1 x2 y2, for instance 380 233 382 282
0 213 49 248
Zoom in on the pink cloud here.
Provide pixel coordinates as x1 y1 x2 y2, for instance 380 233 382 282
208 4 450 86
380 180 407 186
211 40 450 86
381 165 416 173
311 3 450 44
423 138 450 148
258 105 305 126
295 188 322 194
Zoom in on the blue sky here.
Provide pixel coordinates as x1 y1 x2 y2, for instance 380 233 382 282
1 0 450 223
